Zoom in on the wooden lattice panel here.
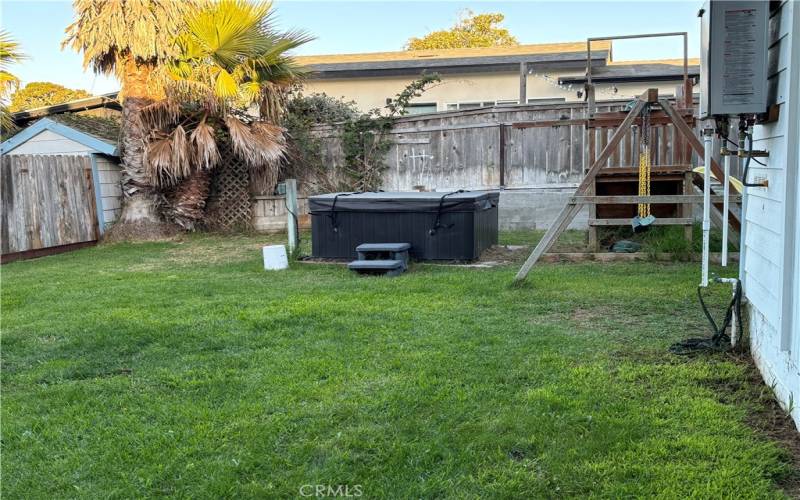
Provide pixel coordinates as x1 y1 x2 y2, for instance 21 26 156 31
204 142 253 231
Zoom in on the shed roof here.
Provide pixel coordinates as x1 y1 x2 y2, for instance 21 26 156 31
0 115 120 156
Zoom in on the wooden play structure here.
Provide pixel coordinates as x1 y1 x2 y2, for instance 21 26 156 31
514 32 742 282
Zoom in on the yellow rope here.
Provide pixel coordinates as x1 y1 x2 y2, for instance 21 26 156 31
638 146 651 218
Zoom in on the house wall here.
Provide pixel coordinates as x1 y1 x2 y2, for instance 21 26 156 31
300 71 692 113
742 0 800 429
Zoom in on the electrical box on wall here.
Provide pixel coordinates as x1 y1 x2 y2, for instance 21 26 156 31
699 0 768 118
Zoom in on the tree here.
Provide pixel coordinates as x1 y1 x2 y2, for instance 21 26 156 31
63 0 203 237
140 0 311 230
9 82 91 112
406 11 518 50
1 30 27 134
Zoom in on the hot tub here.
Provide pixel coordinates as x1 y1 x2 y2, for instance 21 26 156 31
309 191 499 260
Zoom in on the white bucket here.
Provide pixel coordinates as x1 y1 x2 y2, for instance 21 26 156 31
262 245 289 270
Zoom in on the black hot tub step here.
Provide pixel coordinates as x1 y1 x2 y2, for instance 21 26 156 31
355 243 411 252
348 259 406 277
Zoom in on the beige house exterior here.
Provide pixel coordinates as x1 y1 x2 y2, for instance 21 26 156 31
296 42 699 114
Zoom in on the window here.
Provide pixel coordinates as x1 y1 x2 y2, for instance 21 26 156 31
445 100 521 110
405 103 437 115
527 97 567 105
445 100 517 111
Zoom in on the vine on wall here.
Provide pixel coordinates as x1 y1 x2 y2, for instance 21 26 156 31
283 73 441 192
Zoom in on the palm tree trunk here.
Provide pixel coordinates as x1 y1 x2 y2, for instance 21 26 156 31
165 169 212 230
108 56 175 240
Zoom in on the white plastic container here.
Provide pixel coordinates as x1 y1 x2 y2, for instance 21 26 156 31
262 245 289 270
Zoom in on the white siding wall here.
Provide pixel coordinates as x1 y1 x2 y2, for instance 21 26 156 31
744 0 800 429
94 155 123 224
6 129 96 155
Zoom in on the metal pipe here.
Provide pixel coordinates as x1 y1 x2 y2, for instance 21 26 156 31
702 127 713 287
715 277 740 347
586 32 688 42
722 152 730 266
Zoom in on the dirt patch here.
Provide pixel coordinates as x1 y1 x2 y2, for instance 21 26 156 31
571 307 606 325
477 245 530 265
125 234 274 271
103 220 181 243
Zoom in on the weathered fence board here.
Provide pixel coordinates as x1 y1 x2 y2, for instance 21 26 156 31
310 99 729 193
1 154 98 259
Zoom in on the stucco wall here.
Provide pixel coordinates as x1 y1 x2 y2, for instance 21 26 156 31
301 71 692 114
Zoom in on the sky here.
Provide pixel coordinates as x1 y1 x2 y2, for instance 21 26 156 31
0 0 703 96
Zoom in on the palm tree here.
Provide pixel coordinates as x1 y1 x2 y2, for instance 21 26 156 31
63 0 202 235
1 30 27 134
140 0 311 229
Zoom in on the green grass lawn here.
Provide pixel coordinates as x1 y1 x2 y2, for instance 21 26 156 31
1 232 793 498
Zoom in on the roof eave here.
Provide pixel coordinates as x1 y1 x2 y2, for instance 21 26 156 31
303 50 610 77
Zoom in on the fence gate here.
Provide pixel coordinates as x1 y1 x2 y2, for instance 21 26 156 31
1 154 100 263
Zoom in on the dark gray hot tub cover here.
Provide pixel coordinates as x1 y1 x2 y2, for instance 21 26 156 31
309 190 499 213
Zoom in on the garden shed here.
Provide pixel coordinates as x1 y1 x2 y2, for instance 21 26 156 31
0 114 123 261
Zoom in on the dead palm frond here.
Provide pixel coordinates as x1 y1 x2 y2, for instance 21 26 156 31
190 119 220 170
63 0 204 79
137 0 310 227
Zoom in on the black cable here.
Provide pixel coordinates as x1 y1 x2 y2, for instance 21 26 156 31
328 191 361 232
429 189 465 235
741 132 768 187
721 133 766 167
669 280 742 355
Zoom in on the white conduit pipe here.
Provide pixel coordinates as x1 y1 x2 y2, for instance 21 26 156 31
722 153 730 267
716 277 740 347
701 128 713 287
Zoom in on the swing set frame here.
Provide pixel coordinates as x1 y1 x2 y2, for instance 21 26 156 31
514 85 742 282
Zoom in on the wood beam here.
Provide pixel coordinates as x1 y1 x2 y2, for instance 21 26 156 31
659 98 741 230
589 218 693 226
519 62 527 105
571 194 741 204
515 97 647 282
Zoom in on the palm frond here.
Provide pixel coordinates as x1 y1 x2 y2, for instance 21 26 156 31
0 30 26 99
145 136 174 187
170 125 191 180
139 99 181 130
63 0 204 75
190 120 220 170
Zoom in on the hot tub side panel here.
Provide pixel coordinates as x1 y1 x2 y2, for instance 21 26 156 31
312 210 482 260
473 204 499 258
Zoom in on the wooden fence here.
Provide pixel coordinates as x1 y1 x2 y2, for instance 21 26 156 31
311 98 739 192
1 155 100 262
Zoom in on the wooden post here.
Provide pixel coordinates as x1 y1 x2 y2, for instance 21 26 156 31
519 62 527 105
84 165 101 240
515 97 647 282
499 124 506 187
587 129 598 250
683 170 693 243
659 98 741 230
286 178 298 254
